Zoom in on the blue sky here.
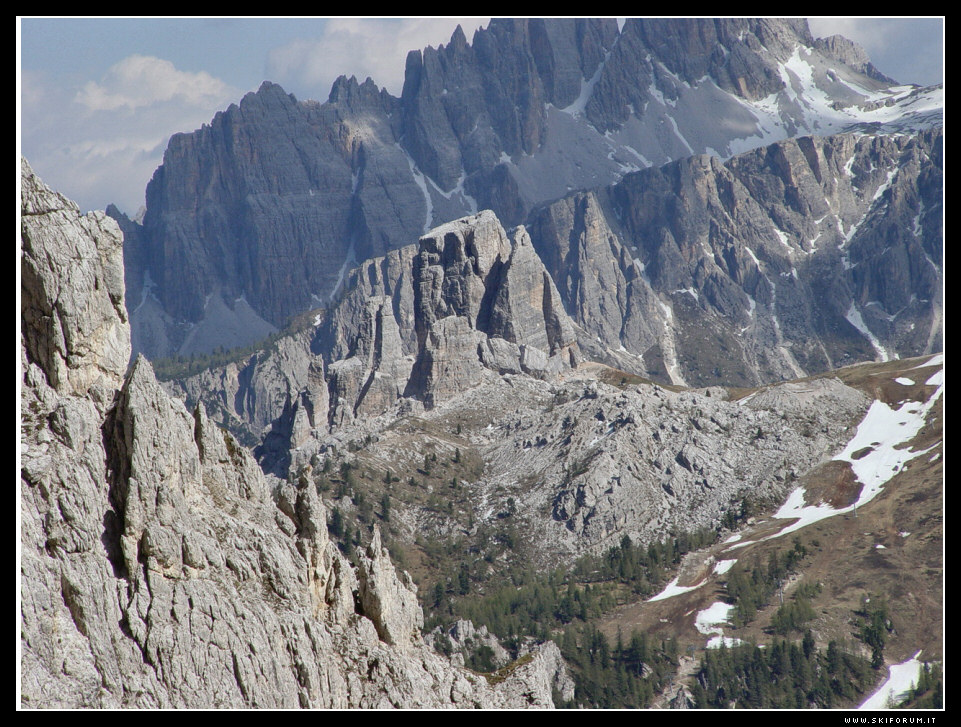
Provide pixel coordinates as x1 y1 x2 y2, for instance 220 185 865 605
18 17 944 215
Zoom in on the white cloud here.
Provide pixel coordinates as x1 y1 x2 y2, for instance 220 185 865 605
266 18 490 100
76 54 235 112
22 56 239 214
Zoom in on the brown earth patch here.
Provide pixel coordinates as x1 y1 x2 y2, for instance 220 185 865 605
801 460 863 509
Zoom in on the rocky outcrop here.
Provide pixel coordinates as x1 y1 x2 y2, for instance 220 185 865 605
163 328 321 447
428 620 512 669
426 620 575 703
20 160 565 708
335 363 869 562
22 159 129 403
527 129 943 387
402 213 579 408
172 210 584 458
315 211 581 425
356 528 423 648
120 19 941 360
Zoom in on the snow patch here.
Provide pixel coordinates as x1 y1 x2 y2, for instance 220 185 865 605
858 651 924 710
894 377 914 386
912 354 943 369
695 602 735 636
845 303 891 362
648 81 668 108
665 114 695 155
843 155 856 178
713 559 738 575
426 169 478 215
767 372 943 540
398 143 434 234
872 169 897 202
621 145 650 167
647 575 706 603
132 269 158 315
671 288 699 302
773 227 791 250
706 636 747 649
561 49 611 117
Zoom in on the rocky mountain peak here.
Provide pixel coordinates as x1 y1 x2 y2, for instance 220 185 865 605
167 208 585 472
327 74 386 106
814 34 896 83
448 23 469 53
21 158 129 403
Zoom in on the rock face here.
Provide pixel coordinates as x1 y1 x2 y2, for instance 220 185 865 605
163 328 321 448
527 129 943 387
22 159 129 402
402 213 578 407
170 211 582 465
117 18 942 360
20 160 566 708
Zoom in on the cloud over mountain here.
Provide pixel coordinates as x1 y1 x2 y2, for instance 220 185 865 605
75 54 235 112
22 55 239 214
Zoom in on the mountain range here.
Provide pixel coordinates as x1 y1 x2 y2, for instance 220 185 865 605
110 18 942 376
21 17 943 710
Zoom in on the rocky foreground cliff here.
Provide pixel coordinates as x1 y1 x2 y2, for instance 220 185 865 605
20 158 571 708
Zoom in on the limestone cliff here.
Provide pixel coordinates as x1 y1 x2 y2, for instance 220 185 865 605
169 210 584 467
20 159 566 708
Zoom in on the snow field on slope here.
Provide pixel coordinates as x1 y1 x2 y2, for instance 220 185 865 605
768 363 943 540
858 651 924 709
695 602 734 636
695 601 747 649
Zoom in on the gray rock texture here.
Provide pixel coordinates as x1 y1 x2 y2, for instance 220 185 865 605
170 124 941 477
163 328 321 448
813 34 895 84
22 159 129 403
416 370 867 558
20 160 566 708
